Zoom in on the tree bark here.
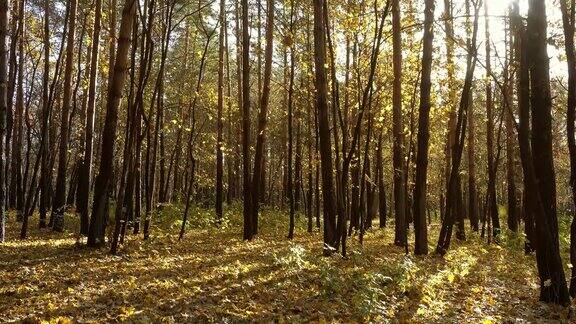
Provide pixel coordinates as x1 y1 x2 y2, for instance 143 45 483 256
241 0 252 240
0 0 7 243
313 0 337 255
465 0 478 232
484 0 500 238
559 0 576 297
505 13 517 233
525 0 570 304
9 0 24 222
413 0 435 255
391 0 406 246
52 0 78 232
251 0 275 237
77 0 101 236
87 0 136 247
215 0 226 225
38 0 50 229
436 0 479 254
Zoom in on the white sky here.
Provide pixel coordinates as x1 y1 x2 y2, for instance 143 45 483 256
442 0 566 78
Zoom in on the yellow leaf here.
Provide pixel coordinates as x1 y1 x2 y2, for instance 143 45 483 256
120 306 136 317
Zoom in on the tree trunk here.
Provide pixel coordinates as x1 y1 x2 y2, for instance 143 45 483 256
376 132 386 228
251 0 275 238
559 0 576 297
52 0 78 232
391 0 406 246
313 0 337 255
442 0 457 223
77 0 101 236
287 12 295 240
436 0 478 254
505 14 518 233
0 0 7 243
413 0 435 255
38 0 50 229
525 0 570 304
9 0 24 222
484 0 500 238
87 0 136 247
215 0 226 225
241 0 252 240
4 0 17 205
466 0 478 232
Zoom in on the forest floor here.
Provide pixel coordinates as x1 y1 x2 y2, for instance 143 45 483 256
0 204 574 323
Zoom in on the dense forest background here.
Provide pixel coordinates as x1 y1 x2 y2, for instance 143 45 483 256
2 0 576 321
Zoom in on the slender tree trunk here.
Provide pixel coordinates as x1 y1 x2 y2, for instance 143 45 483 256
511 1 534 253
4 0 17 205
413 0 435 255
391 0 406 246
466 0 478 232
505 15 517 233
559 0 576 297
314 0 337 255
436 0 478 253
143 4 173 240
241 0 252 240
376 132 386 228
287 12 295 240
294 112 302 213
442 0 457 222
485 0 500 238
233 0 242 207
0 0 7 243
224 18 234 205
87 0 136 247
77 0 101 236
525 0 570 305
307 76 314 233
52 0 78 232
215 0 226 225
10 0 24 222
38 0 50 229
251 0 275 237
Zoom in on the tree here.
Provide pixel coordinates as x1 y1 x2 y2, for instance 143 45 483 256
77 0 102 236
87 0 137 247
38 0 50 229
505 12 517 233
559 0 576 297
484 0 500 238
466 0 478 232
524 0 570 304
436 0 480 254
251 0 275 237
52 0 78 232
313 0 337 255
286 2 295 239
241 0 252 240
0 0 7 243
215 0 225 225
8 0 24 222
413 0 435 255
391 0 406 247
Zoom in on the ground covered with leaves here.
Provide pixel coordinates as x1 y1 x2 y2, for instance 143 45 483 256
1 205 574 322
